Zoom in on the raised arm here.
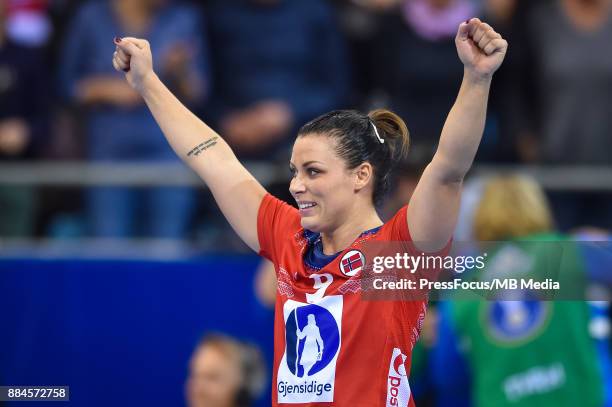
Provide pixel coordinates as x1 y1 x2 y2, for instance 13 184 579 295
408 19 508 250
112 37 266 251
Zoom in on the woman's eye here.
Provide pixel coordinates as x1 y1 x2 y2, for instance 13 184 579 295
308 168 320 176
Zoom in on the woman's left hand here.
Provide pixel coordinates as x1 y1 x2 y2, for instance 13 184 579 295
455 18 508 80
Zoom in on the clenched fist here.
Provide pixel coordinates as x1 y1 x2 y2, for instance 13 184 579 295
112 37 155 94
456 18 508 79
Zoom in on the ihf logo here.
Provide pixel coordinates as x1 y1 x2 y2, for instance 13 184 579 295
285 304 339 377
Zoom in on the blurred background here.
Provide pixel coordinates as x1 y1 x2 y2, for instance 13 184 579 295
0 0 611 406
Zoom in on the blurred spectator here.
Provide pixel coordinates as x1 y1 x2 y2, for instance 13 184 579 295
5 0 51 47
475 0 520 163
371 0 481 164
255 258 277 308
0 0 48 237
331 0 401 106
204 0 349 158
381 161 424 219
481 0 517 26
48 0 87 67
409 306 439 407
507 0 612 230
58 0 209 238
432 175 612 406
510 0 612 165
186 333 267 407
349 0 402 10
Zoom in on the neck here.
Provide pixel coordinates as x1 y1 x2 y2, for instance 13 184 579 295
320 205 382 255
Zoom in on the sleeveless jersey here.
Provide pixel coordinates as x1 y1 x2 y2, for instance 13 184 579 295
258 193 444 406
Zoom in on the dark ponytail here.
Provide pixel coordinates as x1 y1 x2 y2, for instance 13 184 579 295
368 109 410 163
297 109 410 206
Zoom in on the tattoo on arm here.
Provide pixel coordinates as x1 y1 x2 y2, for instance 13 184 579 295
186 136 219 158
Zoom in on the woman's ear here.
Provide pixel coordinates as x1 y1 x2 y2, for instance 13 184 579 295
353 162 373 192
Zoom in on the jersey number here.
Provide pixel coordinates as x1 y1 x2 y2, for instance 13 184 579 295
305 273 333 304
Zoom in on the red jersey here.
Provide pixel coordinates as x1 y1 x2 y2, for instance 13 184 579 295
258 194 439 407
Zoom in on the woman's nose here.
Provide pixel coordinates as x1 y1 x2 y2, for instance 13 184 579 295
289 175 306 195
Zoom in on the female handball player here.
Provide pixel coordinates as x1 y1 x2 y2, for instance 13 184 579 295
111 18 507 406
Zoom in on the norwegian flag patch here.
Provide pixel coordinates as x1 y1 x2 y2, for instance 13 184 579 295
339 250 365 277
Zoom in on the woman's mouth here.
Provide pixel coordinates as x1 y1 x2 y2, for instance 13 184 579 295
297 201 317 215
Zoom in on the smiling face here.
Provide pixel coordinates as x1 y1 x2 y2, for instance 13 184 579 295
289 134 364 233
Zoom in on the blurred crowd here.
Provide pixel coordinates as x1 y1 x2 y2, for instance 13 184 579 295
1 0 611 242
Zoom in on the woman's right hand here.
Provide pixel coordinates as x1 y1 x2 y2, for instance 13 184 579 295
112 37 155 94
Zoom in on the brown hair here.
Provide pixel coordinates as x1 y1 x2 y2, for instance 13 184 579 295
298 109 410 205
